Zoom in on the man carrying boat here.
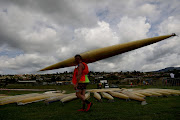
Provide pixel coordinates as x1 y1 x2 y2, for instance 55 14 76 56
72 54 93 111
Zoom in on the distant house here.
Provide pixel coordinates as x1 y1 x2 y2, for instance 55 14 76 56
122 78 136 82
56 81 71 85
18 80 36 83
90 73 94 77
36 77 43 81
0 77 6 80
17 80 37 85
100 80 107 83
61 76 65 80
48 82 56 85
66 77 72 81
56 81 63 85
42 82 56 85
43 82 48 85
44 78 51 81
100 80 109 88
95 76 103 79
66 74 73 77
121 78 139 84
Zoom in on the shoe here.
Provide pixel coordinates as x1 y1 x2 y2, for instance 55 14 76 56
86 102 93 111
77 108 85 111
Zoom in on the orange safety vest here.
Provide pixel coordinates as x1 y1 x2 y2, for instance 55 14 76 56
72 62 89 85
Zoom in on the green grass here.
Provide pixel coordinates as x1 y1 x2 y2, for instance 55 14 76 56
0 85 180 120
119 85 180 90
0 84 97 95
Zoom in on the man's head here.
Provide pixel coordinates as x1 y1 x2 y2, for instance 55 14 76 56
74 54 83 64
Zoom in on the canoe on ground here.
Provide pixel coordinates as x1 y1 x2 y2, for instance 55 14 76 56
17 93 63 105
0 95 10 99
0 93 40 105
121 91 147 105
61 94 77 103
108 91 129 100
88 88 121 93
85 92 90 100
164 89 180 95
134 90 152 96
151 89 171 96
101 92 114 100
142 90 162 96
44 93 75 104
62 90 66 94
93 92 101 101
159 89 180 95
130 92 146 98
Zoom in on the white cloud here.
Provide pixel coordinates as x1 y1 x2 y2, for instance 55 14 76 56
0 5 74 57
139 4 157 15
0 54 57 74
74 21 119 48
158 16 180 35
117 16 151 42
1 0 98 28
142 53 180 71
137 3 160 22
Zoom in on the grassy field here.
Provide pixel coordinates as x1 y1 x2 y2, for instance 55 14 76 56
0 85 180 120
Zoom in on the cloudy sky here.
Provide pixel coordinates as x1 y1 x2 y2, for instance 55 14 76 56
0 0 180 74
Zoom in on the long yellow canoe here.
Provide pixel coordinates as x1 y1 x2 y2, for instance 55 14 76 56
101 92 114 100
93 92 101 101
131 92 146 98
40 34 176 71
121 91 147 105
121 91 145 102
143 90 162 96
18 95 48 105
88 88 122 93
134 90 153 96
151 90 171 96
159 89 180 95
0 94 9 98
18 93 63 105
0 93 41 105
44 93 75 104
108 91 129 100
61 94 77 103
85 92 91 100
165 89 180 95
